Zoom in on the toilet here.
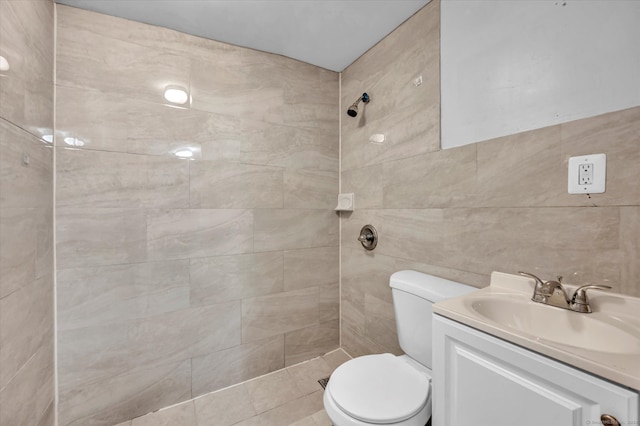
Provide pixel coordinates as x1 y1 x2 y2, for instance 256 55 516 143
323 270 476 426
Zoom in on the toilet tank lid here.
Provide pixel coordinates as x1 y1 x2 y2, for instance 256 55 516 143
390 270 476 302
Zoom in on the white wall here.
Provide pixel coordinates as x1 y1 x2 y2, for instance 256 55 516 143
441 0 640 149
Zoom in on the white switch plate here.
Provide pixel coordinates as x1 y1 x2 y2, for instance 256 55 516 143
568 153 606 194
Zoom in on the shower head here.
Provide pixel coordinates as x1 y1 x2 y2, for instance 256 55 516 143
346 92 370 117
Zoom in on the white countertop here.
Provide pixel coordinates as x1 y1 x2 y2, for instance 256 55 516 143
433 271 640 391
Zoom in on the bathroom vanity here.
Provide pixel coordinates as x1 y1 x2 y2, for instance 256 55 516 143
432 272 640 426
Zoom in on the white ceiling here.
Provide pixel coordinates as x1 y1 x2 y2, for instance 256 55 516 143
54 0 430 72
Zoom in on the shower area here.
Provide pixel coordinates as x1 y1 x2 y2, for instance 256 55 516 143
2 0 340 424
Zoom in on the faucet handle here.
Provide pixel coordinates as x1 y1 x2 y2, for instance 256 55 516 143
570 284 612 313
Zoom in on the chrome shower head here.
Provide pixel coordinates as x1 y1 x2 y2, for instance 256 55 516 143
346 92 370 117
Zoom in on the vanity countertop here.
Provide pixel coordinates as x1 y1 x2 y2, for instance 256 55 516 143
433 271 640 391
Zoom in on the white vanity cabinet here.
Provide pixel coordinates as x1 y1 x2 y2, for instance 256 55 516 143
432 315 639 426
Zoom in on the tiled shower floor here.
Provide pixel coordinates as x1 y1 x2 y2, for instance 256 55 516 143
114 349 351 426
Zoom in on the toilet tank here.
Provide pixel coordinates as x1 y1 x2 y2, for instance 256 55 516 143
390 270 476 368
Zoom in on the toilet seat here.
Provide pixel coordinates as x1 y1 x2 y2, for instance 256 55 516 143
327 354 430 424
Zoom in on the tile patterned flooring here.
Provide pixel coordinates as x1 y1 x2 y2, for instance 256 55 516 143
114 349 351 426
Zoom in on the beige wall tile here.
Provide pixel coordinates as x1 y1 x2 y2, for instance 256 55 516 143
443 207 621 280
194 384 256 426
56 208 147 268
476 125 568 207
341 322 387 360
36 401 55 426
284 321 340 367
57 260 190 330
55 86 214 156
190 252 284 306
58 359 192 426
57 6 190 105
128 302 241 367
319 283 340 323
382 144 477 208
56 147 189 208
620 207 640 297
0 276 53 390
240 124 338 172
560 106 640 207
146 209 253 260
364 294 402 355
254 209 338 252
190 161 283 209
284 246 338 291
0 0 54 137
377 209 444 263
341 247 396 304
0 208 37 298
341 106 440 171
0 121 53 209
131 401 196 426
284 169 337 209
242 287 319 342
191 335 284 396
0 338 54 426
341 165 384 209
57 323 129 389
190 51 284 124
53 3 339 423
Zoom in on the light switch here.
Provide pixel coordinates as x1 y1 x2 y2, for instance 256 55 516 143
568 153 606 194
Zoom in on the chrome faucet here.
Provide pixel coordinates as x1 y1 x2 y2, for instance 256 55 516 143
518 272 611 313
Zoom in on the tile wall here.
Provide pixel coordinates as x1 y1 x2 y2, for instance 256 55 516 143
0 0 55 425
340 0 640 357
54 6 339 425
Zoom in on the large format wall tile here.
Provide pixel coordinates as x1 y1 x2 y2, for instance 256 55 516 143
0 0 54 138
146 209 253 260
0 2 54 426
190 161 284 209
56 208 147 268
55 4 339 425
0 120 53 209
190 252 283 306
58 359 192 426
254 209 338 251
191 336 284 396
283 246 339 291
57 9 190 105
242 287 320 342
57 260 190 330
56 148 189 208
0 275 53 390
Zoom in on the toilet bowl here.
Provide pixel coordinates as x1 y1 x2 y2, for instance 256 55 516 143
323 354 431 426
323 270 475 426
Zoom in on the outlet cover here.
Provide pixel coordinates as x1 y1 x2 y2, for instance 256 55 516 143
568 153 606 194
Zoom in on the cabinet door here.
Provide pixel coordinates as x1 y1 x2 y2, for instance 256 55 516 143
433 315 638 426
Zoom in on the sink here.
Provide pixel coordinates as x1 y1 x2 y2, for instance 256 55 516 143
466 294 640 354
433 271 640 390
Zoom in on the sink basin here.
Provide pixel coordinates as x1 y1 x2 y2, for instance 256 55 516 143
466 294 640 354
433 271 640 390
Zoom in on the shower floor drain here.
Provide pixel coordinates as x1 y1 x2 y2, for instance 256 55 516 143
318 376 330 389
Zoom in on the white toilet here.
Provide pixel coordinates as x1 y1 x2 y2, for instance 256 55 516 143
323 270 476 426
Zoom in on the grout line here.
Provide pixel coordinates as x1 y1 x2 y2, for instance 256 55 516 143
53 4 59 425
338 72 343 350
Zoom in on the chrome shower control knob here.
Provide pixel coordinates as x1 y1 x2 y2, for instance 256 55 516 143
358 224 378 251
